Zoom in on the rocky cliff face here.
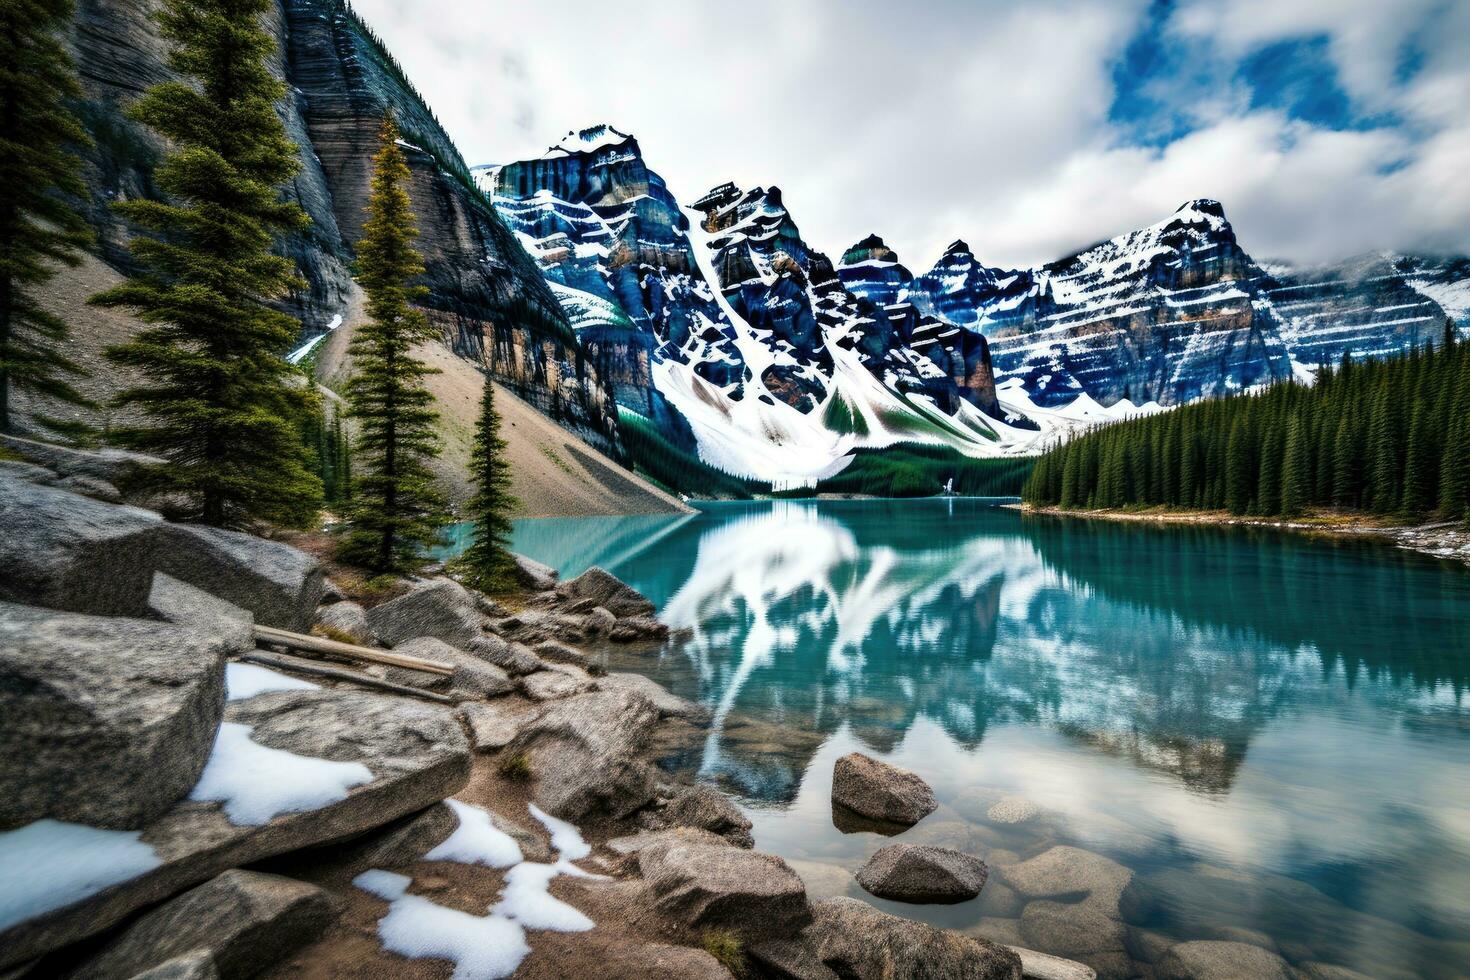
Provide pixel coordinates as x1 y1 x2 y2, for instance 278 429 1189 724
908 200 1464 408
485 134 1015 484
64 0 620 454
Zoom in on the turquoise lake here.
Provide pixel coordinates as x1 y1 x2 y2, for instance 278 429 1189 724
495 499 1470 977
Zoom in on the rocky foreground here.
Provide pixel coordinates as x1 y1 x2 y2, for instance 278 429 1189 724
0 437 1056 979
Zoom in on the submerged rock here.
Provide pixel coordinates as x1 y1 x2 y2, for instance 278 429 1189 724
67 869 340 980
0 604 231 831
638 836 810 940
0 689 469 970
365 577 483 648
803 897 1022 979
830 752 937 827
504 689 660 820
855 843 988 904
1001 846 1133 913
1155 940 1293 980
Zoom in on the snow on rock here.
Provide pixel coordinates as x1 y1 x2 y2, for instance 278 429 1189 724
355 869 532 980
285 313 343 366
224 663 318 701
424 799 523 869
0 820 162 932
188 722 373 825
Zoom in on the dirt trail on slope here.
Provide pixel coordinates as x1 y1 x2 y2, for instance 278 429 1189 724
315 306 689 519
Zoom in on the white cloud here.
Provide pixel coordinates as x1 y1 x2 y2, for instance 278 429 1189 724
351 0 1470 271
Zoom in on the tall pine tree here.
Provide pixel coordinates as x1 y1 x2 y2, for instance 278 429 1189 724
93 0 319 527
340 116 447 573
457 377 519 591
0 0 92 433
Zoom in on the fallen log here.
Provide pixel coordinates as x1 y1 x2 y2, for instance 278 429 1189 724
237 649 455 704
252 623 454 676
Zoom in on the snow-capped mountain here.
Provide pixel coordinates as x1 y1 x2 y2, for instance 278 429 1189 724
483 127 1467 483
484 129 1025 484
909 200 1463 408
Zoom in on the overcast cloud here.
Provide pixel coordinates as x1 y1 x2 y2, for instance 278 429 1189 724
350 0 1470 270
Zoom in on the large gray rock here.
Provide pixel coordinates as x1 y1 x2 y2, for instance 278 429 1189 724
556 566 655 618
520 666 595 702
856 844 988 904
511 552 558 591
155 525 324 632
638 836 810 941
1155 940 1293 980
365 578 482 648
504 689 660 820
0 604 230 831
382 636 514 699
830 752 937 827
455 701 523 751
312 600 375 645
597 671 706 719
804 897 1022 979
467 634 545 676
0 689 470 970
533 638 604 675
0 476 169 616
147 573 255 652
68 869 341 980
660 784 754 848
0 434 163 487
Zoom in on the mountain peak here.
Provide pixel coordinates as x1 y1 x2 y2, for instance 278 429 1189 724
840 233 901 269
1175 198 1227 221
546 124 633 158
945 239 973 255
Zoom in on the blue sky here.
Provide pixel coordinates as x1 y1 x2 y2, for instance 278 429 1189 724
353 0 1470 269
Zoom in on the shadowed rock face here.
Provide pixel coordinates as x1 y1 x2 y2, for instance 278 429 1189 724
65 0 622 455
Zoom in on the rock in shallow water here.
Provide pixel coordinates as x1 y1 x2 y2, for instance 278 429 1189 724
830 752 937 827
855 843 988 904
800 896 1022 979
0 604 231 831
556 565 655 618
1155 940 1293 980
67 869 341 980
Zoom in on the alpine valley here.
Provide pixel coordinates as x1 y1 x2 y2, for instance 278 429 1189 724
52 0 1470 492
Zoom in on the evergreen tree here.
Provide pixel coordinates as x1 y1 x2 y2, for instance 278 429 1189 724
1224 413 1253 516
1332 415 1358 509
92 0 319 527
1257 426 1284 516
1401 397 1436 520
1281 414 1310 517
0 0 93 432
458 377 519 591
339 116 448 572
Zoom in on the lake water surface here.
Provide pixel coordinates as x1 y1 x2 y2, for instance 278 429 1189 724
504 500 1470 977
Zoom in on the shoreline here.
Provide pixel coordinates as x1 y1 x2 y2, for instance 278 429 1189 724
1018 503 1470 568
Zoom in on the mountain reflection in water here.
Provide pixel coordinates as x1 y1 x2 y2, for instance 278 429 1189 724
503 499 1470 977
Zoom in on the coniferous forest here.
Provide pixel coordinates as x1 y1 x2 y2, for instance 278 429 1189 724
1023 327 1470 522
